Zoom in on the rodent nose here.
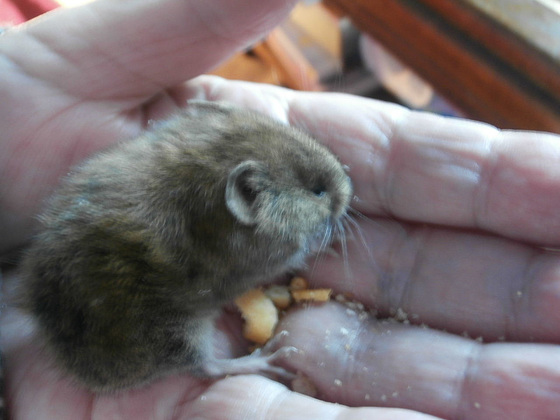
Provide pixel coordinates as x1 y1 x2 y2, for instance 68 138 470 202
331 176 352 218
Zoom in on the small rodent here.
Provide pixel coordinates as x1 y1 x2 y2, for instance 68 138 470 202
18 101 352 391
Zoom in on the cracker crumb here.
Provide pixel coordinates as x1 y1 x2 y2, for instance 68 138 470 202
292 288 331 302
292 374 318 397
358 312 369 321
334 294 346 303
395 307 408 322
289 276 308 290
264 285 292 309
234 288 278 345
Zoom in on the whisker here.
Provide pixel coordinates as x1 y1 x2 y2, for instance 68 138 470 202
341 215 357 244
348 207 370 223
337 218 352 279
308 223 333 278
344 211 374 263
320 223 333 255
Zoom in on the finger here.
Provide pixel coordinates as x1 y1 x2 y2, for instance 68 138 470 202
0 0 295 253
275 302 560 420
0 288 439 420
181 77 560 339
1 0 295 102
184 77 560 245
306 216 560 343
291 93 560 246
181 375 443 420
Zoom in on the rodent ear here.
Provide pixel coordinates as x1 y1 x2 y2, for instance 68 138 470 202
226 160 265 226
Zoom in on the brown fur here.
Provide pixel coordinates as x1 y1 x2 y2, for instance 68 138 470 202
18 101 352 391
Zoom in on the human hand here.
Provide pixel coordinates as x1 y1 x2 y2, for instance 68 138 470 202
183 79 560 420
0 0 297 254
2 0 560 419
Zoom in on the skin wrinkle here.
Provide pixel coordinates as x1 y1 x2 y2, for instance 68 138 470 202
189 0 297 53
4 101 73 191
362 134 385 216
81 394 95 420
28 29 101 97
471 128 501 236
87 2 200 99
311 96 401 218
0 97 141 252
9 29 138 103
18 1 276 103
183 77 560 244
188 377 353 420
525 254 560 341
377 107 408 219
139 88 189 126
31 23 168 102
388 225 427 317
350 317 380 394
166 86 195 110
188 0 240 43
455 341 483 420
265 387 297 420
171 388 200 420
0 56 78 140
379 113 516 233
0 32 71 94
1 36 130 141
483 133 560 245
507 248 538 340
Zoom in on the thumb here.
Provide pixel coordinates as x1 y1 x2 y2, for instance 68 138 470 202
4 0 296 104
0 0 296 254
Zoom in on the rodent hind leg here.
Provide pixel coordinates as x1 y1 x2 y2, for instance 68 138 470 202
202 345 298 381
202 331 298 381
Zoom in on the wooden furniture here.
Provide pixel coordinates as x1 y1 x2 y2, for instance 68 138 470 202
213 3 337 92
324 0 560 133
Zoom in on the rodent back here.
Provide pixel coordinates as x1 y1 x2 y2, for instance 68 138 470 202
17 101 353 390
24 102 352 302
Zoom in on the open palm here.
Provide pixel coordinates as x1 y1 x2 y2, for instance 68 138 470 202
2 1 560 419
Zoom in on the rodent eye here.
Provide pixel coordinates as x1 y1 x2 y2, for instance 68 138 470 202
311 185 327 198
